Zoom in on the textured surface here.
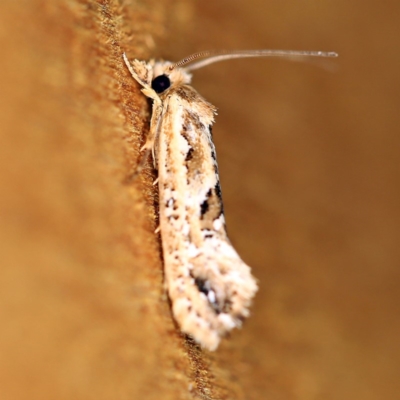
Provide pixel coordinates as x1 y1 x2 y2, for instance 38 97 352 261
0 1 399 400
0 1 228 399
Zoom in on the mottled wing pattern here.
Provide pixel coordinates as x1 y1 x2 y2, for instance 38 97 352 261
156 86 257 350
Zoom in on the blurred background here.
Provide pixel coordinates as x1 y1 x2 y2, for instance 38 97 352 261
0 1 399 399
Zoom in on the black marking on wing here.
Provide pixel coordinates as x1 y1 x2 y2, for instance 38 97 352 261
199 185 224 221
210 148 217 162
193 277 221 313
194 277 210 296
193 275 234 314
214 182 224 215
215 182 222 201
185 147 194 161
180 117 195 162
200 189 212 217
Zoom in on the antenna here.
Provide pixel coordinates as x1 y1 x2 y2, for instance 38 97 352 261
169 49 338 72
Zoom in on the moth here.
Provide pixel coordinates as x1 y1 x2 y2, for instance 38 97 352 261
123 49 337 350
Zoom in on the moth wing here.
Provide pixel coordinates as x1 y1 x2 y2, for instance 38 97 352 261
156 87 257 350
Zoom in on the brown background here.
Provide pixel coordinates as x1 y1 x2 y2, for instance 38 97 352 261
0 1 398 399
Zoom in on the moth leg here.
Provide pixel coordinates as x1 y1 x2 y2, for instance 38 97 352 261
125 86 163 182
140 87 162 154
125 88 163 182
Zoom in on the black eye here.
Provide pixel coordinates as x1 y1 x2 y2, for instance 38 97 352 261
151 74 171 93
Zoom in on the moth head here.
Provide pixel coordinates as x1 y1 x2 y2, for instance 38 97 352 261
151 61 192 94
